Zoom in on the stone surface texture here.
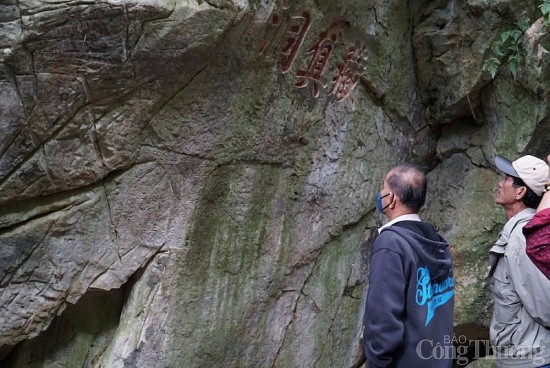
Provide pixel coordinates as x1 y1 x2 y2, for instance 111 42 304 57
1 0 550 367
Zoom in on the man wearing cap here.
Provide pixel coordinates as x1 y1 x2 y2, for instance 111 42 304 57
490 154 550 367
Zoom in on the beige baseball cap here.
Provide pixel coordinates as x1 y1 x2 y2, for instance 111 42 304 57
495 154 549 196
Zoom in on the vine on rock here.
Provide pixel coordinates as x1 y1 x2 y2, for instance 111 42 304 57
482 0 550 79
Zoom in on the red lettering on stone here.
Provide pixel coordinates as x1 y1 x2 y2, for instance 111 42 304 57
329 41 367 102
280 11 311 74
294 21 344 98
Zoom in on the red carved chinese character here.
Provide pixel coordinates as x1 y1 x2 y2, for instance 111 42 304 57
295 21 345 98
280 11 311 74
329 41 367 102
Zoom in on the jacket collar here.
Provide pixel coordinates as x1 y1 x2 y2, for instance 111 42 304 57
378 213 421 233
490 208 535 255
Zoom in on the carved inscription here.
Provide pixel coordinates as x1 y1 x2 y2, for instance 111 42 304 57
256 7 367 101
280 14 365 100
328 41 367 102
294 21 344 98
280 12 311 74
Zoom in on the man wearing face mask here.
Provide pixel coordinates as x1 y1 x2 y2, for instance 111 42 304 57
363 163 455 368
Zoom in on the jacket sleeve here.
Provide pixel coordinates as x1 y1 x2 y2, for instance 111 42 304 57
363 235 406 368
506 227 550 327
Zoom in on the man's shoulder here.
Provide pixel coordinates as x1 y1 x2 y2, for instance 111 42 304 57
374 228 407 245
378 225 412 239
373 227 414 253
507 229 527 249
384 221 446 243
507 209 536 230
505 219 529 254
502 209 535 243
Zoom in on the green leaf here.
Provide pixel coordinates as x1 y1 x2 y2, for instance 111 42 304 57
510 33 522 43
540 2 550 26
508 54 520 64
500 31 513 43
510 62 518 79
516 20 530 32
539 3 550 15
482 57 501 79
481 16 531 80
492 42 505 56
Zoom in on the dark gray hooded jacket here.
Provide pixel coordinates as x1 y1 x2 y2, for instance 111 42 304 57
363 221 454 368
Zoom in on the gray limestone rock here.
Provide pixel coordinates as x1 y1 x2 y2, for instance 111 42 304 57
1 0 550 367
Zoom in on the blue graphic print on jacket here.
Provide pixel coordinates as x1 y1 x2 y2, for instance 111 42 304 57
416 266 454 326
363 221 455 368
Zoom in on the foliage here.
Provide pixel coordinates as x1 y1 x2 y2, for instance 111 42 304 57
482 20 530 79
540 0 550 26
482 0 550 79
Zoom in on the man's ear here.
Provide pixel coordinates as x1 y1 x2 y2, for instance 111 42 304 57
516 186 527 200
390 192 397 208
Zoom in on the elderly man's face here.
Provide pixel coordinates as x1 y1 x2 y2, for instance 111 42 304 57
495 175 523 206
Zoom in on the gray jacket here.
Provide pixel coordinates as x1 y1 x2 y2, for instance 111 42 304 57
490 208 550 367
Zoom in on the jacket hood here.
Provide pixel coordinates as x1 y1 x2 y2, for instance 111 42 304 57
381 223 452 282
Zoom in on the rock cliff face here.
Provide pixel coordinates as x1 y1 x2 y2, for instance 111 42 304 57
1 0 550 367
